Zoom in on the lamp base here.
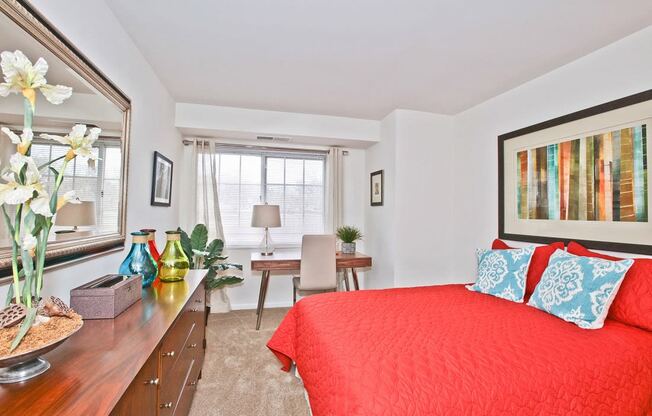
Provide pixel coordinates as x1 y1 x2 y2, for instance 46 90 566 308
259 228 275 256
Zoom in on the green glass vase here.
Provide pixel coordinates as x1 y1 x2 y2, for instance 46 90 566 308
159 230 190 282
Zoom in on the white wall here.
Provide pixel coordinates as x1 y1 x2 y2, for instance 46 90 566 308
394 110 456 286
451 26 652 279
364 110 456 288
176 103 380 148
0 0 183 303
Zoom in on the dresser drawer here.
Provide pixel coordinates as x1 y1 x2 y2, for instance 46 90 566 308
111 347 160 416
160 313 194 375
174 357 202 416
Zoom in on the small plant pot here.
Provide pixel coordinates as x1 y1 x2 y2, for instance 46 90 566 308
341 242 356 254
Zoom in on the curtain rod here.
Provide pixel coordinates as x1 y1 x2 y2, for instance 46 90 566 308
182 138 339 155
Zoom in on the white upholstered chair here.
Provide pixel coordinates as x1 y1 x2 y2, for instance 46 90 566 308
293 234 337 304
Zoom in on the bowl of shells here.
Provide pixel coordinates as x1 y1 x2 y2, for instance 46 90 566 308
0 296 83 383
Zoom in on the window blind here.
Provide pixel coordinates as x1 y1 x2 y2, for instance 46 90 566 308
198 147 326 247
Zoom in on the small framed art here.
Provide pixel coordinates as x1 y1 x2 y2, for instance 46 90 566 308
370 170 384 206
151 151 173 207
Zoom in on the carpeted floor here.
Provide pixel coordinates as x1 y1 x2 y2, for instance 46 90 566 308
189 308 310 416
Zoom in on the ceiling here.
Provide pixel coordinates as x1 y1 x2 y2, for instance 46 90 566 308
106 0 652 119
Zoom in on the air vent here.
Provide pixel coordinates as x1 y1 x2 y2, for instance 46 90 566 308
257 136 290 142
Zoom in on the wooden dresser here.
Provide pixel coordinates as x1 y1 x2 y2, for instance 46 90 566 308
0 270 207 416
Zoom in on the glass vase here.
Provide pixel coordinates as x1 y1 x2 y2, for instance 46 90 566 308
140 228 160 261
159 231 190 282
119 231 158 288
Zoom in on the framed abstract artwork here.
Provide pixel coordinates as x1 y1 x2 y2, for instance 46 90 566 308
370 170 384 206
499 89 652 254
151 151 173 207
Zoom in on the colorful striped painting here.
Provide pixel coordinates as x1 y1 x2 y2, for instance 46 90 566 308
517 124 648 222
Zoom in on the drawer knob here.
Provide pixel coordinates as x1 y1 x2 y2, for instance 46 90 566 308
160 402 173 409
191 308 198 312
195 298 202 303
188 343 198 349
144 378 159 385
162 351 175 357
189 380 197 386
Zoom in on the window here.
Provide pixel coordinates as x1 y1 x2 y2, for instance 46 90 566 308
30 139 122 234
198 148 326 247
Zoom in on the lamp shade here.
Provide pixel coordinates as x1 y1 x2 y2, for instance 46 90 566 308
251 204 281 228
55 201 97 227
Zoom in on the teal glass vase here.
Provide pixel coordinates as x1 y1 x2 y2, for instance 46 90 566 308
119 231 158 288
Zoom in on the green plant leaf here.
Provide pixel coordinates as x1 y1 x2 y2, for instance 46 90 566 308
5 282 13 307
336 225 363 243
10 307 36 352
212 263 243 271
206 238 224 257
177 227 195 268
49 167 59 177
1 206 15 236
190 224 208 252
206 275 244 290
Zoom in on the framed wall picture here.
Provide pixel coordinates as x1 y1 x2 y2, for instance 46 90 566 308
499 89 652 254
370 170 384 206
151 151 173 207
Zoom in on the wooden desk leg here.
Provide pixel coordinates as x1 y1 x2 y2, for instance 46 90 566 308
256 270 270 330
343 269 350 291
351 268 360 290
256 270 267 316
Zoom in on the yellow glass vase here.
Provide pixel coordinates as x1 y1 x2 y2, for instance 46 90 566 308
158 230 190 282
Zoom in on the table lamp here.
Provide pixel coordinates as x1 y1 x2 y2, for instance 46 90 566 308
55 200 97 233
251 204 281 255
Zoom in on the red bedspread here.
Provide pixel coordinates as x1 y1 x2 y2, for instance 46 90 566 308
267 284 652 416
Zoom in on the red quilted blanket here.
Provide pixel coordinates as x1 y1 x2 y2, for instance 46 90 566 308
267 284 652 416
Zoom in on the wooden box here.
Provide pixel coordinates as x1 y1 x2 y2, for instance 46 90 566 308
70 274 142 319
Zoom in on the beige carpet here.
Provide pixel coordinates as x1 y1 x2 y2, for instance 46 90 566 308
189 308 310 416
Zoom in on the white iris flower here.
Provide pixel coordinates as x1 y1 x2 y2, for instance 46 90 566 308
0 50 72 106
1 127 33 155
41 124 101 162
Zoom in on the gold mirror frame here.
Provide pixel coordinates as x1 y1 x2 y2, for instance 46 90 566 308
0 0 130 278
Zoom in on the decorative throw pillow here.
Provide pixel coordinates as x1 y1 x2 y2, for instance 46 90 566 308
528 250 634 329
492 239 565 299
567 241 652 331
466 247 535 302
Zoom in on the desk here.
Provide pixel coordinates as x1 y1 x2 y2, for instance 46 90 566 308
251 251 372 330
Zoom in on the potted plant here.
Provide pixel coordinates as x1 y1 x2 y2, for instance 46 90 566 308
0 50 92 382
336 225 362 254
177 224 243 313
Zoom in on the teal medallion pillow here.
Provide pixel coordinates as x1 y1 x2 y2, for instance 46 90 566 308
466 246 535 302
528 250 634 329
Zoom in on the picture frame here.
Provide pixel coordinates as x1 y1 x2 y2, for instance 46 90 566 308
498 89 652 254
370 170 384 206
151 151 173 207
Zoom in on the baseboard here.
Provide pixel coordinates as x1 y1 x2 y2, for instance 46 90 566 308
227 301 294 311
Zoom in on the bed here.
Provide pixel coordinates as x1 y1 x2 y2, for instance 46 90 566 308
267 284 652 415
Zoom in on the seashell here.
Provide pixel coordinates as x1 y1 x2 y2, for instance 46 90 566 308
39 296 75 318
0 304 26 328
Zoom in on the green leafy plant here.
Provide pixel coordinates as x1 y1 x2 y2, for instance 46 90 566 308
336 225 362 243
177 224 243 290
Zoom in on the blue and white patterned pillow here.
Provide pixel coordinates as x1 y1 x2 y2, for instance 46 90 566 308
466 247 535 302
528 249 633 329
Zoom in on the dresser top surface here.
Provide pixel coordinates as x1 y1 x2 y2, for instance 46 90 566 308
0 270 206 416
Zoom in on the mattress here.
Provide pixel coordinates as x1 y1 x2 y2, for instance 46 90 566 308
267 284 652 415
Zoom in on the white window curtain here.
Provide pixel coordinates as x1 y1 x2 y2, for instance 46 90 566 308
193 139 225 240
326 147 344 232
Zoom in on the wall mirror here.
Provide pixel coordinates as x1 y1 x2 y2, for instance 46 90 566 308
0 1 130 277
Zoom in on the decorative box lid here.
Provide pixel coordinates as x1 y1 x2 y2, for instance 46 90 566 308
70 274 142 297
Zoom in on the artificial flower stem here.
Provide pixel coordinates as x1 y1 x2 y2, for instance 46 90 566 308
22 94 34 131
37 154 65 170
11 206 22 305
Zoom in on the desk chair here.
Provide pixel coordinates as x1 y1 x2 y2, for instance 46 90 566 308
293 234 337 304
